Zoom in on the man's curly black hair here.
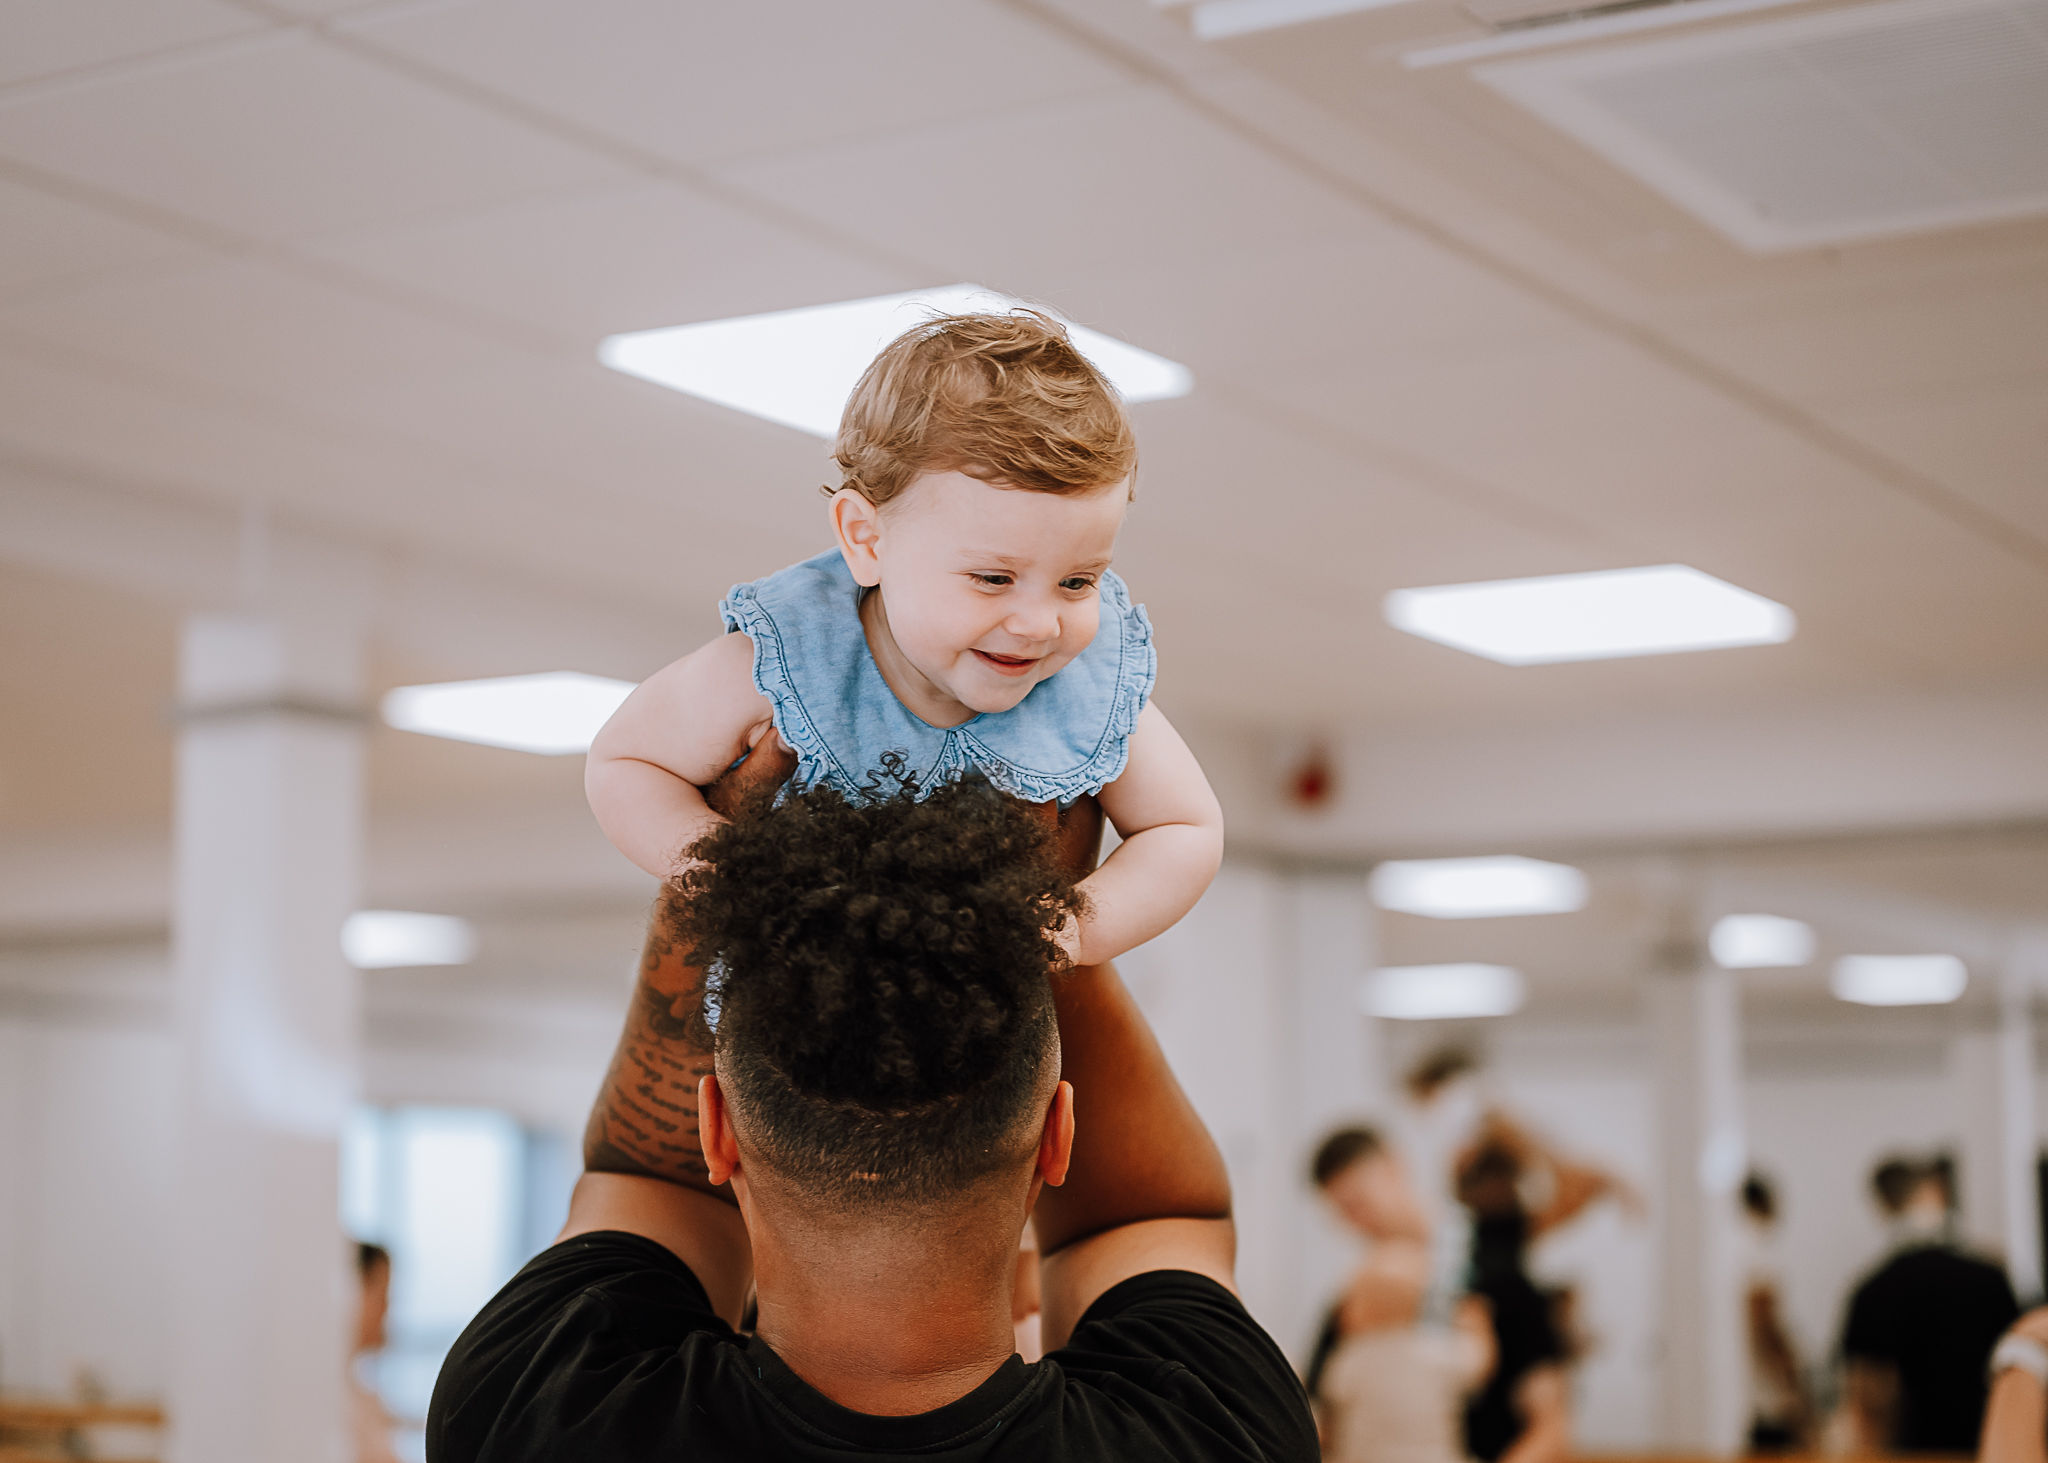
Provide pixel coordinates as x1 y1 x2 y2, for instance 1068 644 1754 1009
661 774 1084 1207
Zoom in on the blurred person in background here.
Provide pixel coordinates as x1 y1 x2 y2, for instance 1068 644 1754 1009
1454 1112 1630 1463
1306 1126 1496 1463
351 1241 401 1463
1831 1153 2018 1455
1395 1048 1487 1298
1742 1171 1811 1452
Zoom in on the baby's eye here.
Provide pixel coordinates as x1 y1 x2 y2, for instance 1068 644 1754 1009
1059 576 1098 593
969 573 1013 588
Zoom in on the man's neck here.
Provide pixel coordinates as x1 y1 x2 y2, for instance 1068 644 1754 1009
750 1226 1020 1416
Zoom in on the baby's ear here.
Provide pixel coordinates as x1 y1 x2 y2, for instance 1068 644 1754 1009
828 487 884 587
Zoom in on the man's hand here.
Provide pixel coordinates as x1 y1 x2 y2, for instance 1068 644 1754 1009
580 727 796 1192
703 724 797 820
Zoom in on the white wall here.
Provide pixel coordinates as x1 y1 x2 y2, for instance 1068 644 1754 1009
0 938 625 1402
0 1015 176 1397
1121 859 1388 1367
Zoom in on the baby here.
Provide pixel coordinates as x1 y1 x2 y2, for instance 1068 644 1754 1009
587 310 1223 967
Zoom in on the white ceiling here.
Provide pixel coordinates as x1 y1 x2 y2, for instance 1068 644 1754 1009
0 0 2044 951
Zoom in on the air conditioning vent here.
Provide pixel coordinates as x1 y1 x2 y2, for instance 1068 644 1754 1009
1465 0 1686 31
1477 0 2048 251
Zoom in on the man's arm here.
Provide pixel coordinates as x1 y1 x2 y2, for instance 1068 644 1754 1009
1982 1309 2048 1463
1034 796 1237 1347
556 734 800 1326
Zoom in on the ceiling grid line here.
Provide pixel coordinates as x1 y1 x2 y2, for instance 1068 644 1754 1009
992 0 2048 580
222 0 944 291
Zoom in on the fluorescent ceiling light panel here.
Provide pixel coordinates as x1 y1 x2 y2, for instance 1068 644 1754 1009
599 286 1193 439
341 911 476 970
382 672 634 756
1362 963 1526 1020
1832 954 1968 1007
1370 855 1588 919
1710 913 1815 969
1385 564 1794 665
1192 0 1422 40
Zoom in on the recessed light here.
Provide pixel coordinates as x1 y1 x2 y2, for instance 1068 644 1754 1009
1384 564 1794 665
1370 856 1588 919
1710 914 1816 969
1831 954 1968 1007
341 911 476 970
598 285 1193 439
1361 963 1526 1020
382 672 634 756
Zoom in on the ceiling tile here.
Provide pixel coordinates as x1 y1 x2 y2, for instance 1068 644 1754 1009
1823 379 2048 545
1671 265 2048 405
0 175 213 304
717 89 1381 297
1277 335 2048 684
0 255 521 418
301 178 906 342
0 337 789 619
345 0 1127 167
0 0 261 90
0 31 623 243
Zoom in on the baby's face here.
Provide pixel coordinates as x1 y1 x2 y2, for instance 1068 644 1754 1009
870 470 1129 721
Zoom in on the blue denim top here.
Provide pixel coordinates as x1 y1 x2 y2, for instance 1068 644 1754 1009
720 550 1155 806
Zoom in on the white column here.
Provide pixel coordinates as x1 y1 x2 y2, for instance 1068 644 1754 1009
1958 938 2043 1296
1647 953 1747 1455
2007 946 2039 1303
1275 870 1385 1361
1997 953 2041 1300
1283 870 1387 1134
169 611 365 1463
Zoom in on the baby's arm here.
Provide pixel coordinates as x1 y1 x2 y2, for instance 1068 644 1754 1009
585 632 774 877
1076 703 1225 965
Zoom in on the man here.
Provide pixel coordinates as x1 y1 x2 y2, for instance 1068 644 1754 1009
1835 1153 2019 1453
426 747 1316 1461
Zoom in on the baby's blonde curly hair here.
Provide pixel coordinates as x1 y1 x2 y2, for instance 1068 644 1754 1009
831 310 1137 507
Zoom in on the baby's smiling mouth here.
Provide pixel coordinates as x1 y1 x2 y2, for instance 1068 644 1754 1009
972 649 1041 677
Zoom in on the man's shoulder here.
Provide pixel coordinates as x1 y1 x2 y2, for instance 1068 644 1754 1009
1045 1270 1319 1461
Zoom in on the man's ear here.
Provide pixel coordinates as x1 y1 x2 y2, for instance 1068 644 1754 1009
699 1072 743 1188
829 488 883 588
1037 1080 1075 1188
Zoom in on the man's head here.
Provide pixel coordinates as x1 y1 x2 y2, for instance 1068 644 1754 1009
665 776 1082 1222
827 312 1137 722
1312 1126 1427 1242
354 1240 391 1354
1742 1170 1777 1227
1871 1152 1954 1228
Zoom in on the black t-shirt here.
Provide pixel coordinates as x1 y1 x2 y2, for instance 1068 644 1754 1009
1840 1242 2019 1453
427 1231 1318 1462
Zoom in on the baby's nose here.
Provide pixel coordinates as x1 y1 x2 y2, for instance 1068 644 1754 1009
1004 600 1061 642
